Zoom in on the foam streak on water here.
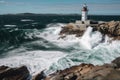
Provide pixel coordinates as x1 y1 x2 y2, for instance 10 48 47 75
0 23 120 76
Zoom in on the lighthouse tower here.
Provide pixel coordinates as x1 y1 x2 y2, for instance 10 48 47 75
81 4 88 22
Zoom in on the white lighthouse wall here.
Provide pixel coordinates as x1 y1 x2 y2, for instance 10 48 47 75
81 11 88 21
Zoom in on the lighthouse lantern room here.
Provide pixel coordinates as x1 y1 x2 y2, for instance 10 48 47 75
81 4 88 22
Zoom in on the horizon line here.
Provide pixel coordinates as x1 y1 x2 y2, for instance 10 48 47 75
0 13 120 16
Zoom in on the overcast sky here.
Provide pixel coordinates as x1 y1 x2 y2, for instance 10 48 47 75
0 0 120 15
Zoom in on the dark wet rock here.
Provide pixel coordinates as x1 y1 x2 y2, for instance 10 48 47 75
32 70 46 80
0 65 31 80
112 57 120 68
0 65 9 72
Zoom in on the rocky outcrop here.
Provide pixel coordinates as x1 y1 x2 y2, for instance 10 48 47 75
59 21 120 40
0 65 31 80
42 57 120 80
59 23 86 38
97 21 120 39
32 70 46 80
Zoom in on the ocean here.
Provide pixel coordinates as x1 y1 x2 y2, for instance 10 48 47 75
0 14 120 75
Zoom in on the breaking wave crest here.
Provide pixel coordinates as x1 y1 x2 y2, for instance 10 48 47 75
0 23 120 75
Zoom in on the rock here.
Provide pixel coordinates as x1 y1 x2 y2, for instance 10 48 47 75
32 70 46 80
1 57 116 80
59 23 86 38
44 61 120 80
59 20 120 40
0 65 31 80
0 65 9 72
103 70 120 80
112 57 120 68
44 63 95 80
66 23 76 29
82 65 113 80
96 21 120 40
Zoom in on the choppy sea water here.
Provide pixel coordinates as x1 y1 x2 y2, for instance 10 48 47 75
0 15 120 75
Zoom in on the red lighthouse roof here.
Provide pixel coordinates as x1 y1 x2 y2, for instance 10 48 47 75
82 4 88 11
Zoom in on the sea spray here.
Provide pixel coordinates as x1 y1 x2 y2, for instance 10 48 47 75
80 27 93 49
80 26 110 49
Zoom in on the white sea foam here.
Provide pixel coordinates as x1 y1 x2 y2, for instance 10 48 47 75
80 27 93 49
21 19 34 22
0 50 66 75
38 25 120 65
4 25 17 27
39 23 81 48
1 23 120 76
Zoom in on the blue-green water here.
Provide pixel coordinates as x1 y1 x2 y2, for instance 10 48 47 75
0 15 120 75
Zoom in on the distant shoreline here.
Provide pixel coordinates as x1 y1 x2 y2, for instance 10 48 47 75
0 13 120 16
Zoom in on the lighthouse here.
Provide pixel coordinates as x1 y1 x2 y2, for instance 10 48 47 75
81 4 88 22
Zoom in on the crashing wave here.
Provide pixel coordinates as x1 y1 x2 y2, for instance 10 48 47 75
0 50 66 75
0 23 120 76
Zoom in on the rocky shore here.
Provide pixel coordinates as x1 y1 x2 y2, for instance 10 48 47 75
1 20 120 80
44 57 120 80
0 57 120 80
59 21 120 40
